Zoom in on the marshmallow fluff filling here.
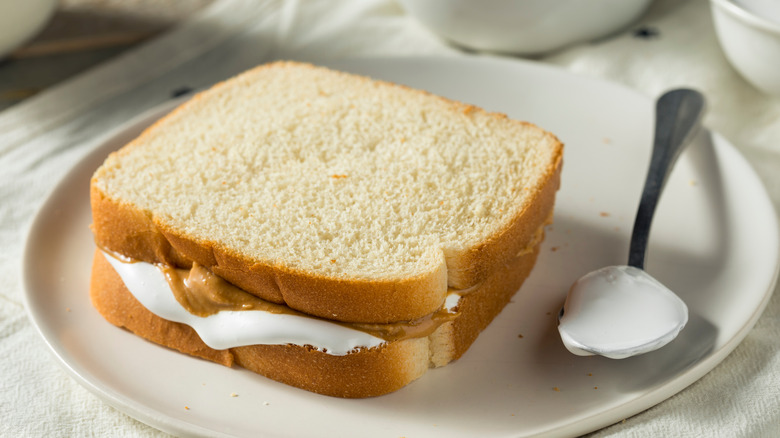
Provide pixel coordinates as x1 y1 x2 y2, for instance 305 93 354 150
102 251 462 356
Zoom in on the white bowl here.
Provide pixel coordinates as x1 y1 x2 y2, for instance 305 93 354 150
711 0 780 96
0 0 57 58
398 0 653 56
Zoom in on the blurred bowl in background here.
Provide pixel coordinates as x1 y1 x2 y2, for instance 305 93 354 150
0 0 57 59
397 0 653 56
711 0 780 96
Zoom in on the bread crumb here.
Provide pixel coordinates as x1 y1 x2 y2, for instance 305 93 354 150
185 406 190 410
263 401 270 406
230 393 238 397
600 212 610 217
65 308 71 312
517 334 524 339
553 387 560 392
588 373 593 376
603 137 612 144
550 246 559 252
594 386 598 389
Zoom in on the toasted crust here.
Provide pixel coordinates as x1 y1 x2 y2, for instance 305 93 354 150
90 167 557 323
90 185 449 323
90 61 562 324
444 151 561 289
89 231 541 398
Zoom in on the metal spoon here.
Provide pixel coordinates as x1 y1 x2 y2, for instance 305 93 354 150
558 89 706 359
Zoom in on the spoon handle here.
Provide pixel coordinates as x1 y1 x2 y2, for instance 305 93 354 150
628 89 706 270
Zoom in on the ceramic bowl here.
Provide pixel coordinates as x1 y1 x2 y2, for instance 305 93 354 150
397 0 653 56
711 0 780 96
0 0 57 58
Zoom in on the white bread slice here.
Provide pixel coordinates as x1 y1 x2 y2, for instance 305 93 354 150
90 225 543 398
90 61 562 324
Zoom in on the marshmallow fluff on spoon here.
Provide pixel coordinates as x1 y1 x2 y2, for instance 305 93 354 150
558 89 705 359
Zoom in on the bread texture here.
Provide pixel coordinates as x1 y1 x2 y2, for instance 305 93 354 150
90 61 563 324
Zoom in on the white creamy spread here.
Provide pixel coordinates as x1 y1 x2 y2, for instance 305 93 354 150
102 251 462 356
445 292 461 311
557 265 688 359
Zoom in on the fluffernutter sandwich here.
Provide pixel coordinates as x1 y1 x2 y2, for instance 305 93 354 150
89 61 563 397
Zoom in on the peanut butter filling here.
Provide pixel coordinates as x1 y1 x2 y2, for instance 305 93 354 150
100 222 548 345
162 263 290 316
159 260 460 343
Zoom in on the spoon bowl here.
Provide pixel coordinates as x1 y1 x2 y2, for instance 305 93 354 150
558 89 706 359
559 266 688 359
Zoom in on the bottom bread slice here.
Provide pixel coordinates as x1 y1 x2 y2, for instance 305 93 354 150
89 237 542 398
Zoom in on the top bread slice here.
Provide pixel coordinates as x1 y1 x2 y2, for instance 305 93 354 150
90 61 563 324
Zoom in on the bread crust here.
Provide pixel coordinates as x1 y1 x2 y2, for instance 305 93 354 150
90 61 562 324
444 150 561 289
91 184 449 323
89 231 541 398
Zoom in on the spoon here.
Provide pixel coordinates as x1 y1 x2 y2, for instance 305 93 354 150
558 88 706 359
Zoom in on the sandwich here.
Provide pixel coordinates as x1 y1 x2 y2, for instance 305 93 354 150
89 61 563 398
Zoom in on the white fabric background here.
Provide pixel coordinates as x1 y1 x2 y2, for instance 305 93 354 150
1 0 778 436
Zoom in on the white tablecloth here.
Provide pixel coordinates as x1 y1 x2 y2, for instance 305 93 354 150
2 0 778 436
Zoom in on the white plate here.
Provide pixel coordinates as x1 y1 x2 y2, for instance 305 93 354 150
23 56 779 437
